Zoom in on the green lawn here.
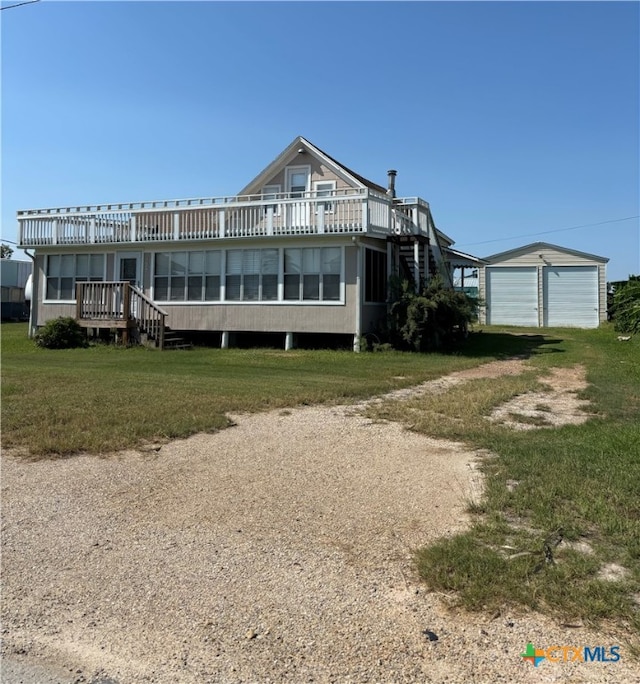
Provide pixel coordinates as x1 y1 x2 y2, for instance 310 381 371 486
1 322 531 456
2 321 638 637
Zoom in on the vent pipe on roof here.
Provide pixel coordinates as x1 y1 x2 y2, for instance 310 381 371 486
387 169 397 198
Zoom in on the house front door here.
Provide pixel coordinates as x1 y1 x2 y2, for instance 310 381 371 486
117 252 142 288
285 166 310 229
116 252 142 318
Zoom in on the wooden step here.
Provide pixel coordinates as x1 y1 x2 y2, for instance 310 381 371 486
162 328 193 350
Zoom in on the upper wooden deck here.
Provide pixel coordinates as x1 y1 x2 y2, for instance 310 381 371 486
18 189 432 248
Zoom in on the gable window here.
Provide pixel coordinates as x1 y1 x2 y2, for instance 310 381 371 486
365 248 387 303
285 166 310 198
45 254 105 300
288 172 307 198
225 249 279 301
154 251 221 301
284 247 341 301
314 181 336 213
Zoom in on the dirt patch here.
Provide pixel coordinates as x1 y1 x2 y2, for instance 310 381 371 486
351 358 530 409
598 563 631 583
489 365 592 430
2 359 635 684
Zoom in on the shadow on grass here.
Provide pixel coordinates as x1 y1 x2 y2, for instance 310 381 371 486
454 332 565 360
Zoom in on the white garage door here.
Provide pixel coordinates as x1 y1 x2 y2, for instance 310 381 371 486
543 266 599 328
486 267 538 326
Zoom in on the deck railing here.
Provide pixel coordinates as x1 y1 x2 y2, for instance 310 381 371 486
18 189 426 247
76 281 167 348
76 281 130 321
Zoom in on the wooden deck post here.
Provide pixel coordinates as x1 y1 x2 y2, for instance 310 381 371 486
122 283 131 322
75 282 83 320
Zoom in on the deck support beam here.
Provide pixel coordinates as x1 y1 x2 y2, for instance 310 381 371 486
221 331 229 349
284 332 294 351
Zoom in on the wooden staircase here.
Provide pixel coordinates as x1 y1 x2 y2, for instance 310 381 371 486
392 235 430 289
75 281 191 350
160 327 192 350
390 204 453 290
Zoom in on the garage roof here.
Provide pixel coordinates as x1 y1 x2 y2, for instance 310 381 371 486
484 241 609 264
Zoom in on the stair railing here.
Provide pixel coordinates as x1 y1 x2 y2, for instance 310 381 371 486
76 282 167 348
128 284 168 349
425 211 453 288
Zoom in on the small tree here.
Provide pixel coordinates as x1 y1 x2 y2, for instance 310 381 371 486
386 276 476 352
1 243 13 259
34 317 87 349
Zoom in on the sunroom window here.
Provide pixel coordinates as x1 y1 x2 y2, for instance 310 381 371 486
284 247 341 301
226 249 278 301
46 254 105 300
154 251 221 301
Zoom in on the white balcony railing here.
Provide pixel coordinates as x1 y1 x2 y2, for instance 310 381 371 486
18 189 425 247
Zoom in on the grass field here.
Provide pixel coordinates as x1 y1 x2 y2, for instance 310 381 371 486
2 322 531 456
2 321 639 636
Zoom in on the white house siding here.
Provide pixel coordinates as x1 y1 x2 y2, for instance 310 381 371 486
163 302 354 334
479 243 607 328
37 302 76 325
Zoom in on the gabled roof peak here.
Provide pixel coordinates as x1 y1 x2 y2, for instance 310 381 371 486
238 136 387 196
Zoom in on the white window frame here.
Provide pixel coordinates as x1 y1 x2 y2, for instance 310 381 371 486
284 165 311 198
149 246 345 306
152 250 222 303
262 184 281 216
283 246 342 303
224 248 279 303
313 180 336 214
43 253 106 303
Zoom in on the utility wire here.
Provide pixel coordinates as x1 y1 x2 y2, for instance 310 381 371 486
458 215 639 249
1 0 40 10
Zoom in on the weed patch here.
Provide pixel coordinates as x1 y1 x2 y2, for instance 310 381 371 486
377 326 640 634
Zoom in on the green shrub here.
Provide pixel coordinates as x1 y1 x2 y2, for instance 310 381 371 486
34 317 87 349
611 277 640 334
386 276 476 352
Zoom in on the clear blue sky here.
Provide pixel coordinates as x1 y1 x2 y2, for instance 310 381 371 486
2 0 638 280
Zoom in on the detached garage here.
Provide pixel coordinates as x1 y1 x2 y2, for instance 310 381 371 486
479 242 608 328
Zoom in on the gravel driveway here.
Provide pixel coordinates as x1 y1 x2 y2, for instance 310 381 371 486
2 365 637 683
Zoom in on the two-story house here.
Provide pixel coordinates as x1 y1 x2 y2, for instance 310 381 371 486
18 136 475 350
